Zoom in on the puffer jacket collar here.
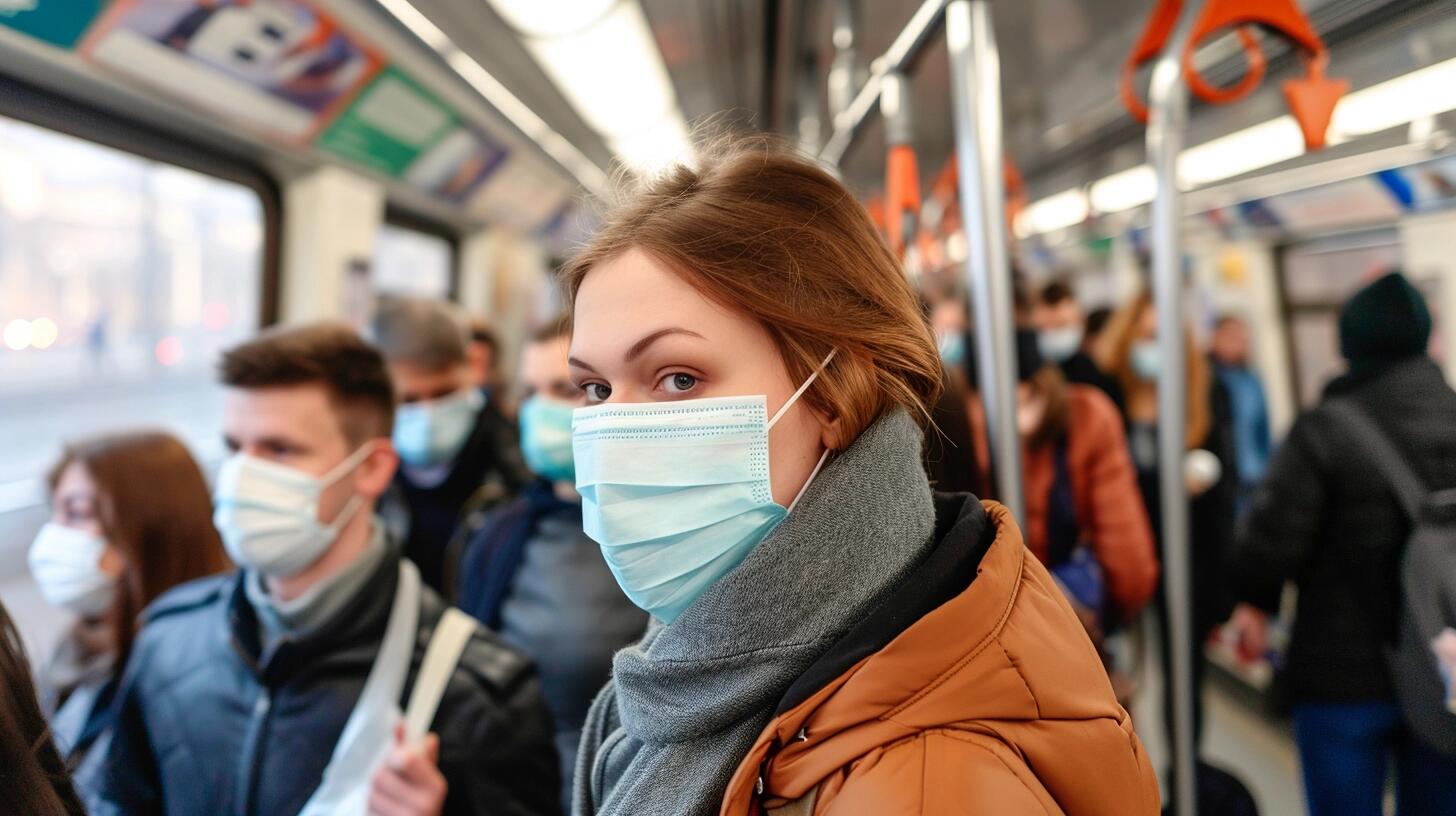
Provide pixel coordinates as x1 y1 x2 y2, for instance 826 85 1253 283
723 501 1101 812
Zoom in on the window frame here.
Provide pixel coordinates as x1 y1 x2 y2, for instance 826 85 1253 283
0 72 284 325
381 205 463 302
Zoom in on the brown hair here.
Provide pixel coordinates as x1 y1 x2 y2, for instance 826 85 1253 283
370 296 469 373
48 432 229 675
0 599 84 816
1024 365 1071 451
561 135 942 446
1096 293 1210 448
220 322 396 444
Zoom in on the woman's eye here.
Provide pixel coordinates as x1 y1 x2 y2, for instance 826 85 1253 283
661 373 698 394
584 383 612 403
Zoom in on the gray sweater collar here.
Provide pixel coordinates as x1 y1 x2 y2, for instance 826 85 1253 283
246 521 389 647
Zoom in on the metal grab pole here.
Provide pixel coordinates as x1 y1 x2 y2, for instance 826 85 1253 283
1148 4 1200 815
946 0 1023 524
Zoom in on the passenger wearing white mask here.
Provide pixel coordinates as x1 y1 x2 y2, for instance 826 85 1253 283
30 432 228 812
372 297 530 595
96 323 560 816
1033 280 1124 413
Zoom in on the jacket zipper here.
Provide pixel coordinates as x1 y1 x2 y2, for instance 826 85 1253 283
235 687 274 816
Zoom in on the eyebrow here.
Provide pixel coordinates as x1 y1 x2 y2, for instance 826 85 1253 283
569 327 706 372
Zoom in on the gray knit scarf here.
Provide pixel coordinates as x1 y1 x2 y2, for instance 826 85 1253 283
572 410 935 816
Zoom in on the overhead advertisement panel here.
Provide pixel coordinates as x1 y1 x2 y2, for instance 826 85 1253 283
80 0 381 142
0 0 107 48
316 66 452 176
318 66 511 205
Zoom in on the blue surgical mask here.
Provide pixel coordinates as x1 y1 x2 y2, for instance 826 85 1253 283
1038 326 1083 363
519 396 576 483
1131 340 1161 382
571 350 836 624
937 332 966 366
392 388 483 468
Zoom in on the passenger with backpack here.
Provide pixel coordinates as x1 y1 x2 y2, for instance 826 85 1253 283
1231 271 1456 816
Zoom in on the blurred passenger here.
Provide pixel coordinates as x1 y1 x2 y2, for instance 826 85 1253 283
0 597 87 816
1209 315 1272 511
98 324 559 816
1099 293 1237 748
1231 272 1456 816
1034 281 1125 412
30 432 227 810
456 318 648 810
564 138 1157 816
1012 329 1159 630
466 319 501 400
1086 306 1114 350
372 297 530 594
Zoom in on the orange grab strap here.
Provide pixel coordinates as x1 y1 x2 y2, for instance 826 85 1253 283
885 145 922 255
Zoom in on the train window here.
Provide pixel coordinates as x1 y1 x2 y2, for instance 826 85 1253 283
373 220 456 299
0 113 264 507
1280 231 1404 407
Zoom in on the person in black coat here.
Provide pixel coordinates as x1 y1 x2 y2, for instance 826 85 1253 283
1034 281 1125 414
1230 272 1456 816
372 298 531 595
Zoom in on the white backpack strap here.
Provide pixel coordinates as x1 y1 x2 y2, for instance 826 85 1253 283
403 607 477 743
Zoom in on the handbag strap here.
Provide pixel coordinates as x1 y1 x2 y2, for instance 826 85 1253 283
1324 399 1427 521
403 607 476 743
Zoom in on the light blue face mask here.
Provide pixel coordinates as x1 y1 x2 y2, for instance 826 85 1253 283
1038 326 1083 363
571 351 836 624
937 332 966 367
519 395 576 483
1131 340 1161 382
392 387 484 468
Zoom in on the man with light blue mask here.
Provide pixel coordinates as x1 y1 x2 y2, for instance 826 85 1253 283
95 323 560 816
372 297 530 594
1034 281 1124 413
455 319 646 811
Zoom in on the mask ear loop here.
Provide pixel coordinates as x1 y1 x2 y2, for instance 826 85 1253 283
768 349 839 513
768 348 839 430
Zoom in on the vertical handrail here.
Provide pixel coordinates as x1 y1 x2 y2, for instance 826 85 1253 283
1148 4 1201 815
946 0 1023 524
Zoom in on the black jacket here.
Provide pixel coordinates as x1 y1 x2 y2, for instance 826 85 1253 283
389 398 531 594
1060 352 1125 415
96 550 562 815
1232 356 1456 704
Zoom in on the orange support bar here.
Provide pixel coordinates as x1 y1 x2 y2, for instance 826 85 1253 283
885 144 922 256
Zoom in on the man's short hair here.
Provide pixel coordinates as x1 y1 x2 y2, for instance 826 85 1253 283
369 297 469 372
219 323 395 444
468 319 497 351
1039 280 1076 307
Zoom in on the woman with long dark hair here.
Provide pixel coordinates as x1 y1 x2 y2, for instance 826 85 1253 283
29 431 229 806
0 596 86 816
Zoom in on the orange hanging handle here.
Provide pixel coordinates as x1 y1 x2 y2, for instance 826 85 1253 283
886 144 922 257
1122 0 1347 151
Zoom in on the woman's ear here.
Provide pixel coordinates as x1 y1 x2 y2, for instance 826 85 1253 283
819 414 847 451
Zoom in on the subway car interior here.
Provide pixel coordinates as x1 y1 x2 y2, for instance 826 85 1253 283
3 0 1456 814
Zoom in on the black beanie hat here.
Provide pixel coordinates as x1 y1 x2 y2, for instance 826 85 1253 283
1339 271 1431 363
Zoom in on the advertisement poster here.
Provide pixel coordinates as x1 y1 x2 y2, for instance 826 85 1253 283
315 66 455 177
0 0 107 48
403 125 508 203
81 0 381 142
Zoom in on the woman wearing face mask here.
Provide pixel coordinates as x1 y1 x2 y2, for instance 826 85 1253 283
1098 292 1238 751
564 136 1158 816
1008 329 1159 648
28 432 228 808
